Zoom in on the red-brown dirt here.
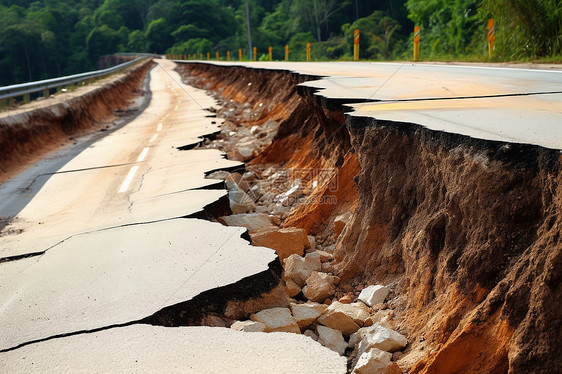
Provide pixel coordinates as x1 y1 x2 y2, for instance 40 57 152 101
179 62 562 373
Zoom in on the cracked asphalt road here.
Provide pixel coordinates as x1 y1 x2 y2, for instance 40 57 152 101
0 60 349 373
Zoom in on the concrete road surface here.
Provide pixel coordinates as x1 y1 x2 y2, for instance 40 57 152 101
191 61 562 150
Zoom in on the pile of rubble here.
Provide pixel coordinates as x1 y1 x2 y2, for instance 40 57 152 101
197 94 407 373
206 168 407 373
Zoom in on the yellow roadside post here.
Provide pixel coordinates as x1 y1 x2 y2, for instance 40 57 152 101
207 52 210 60
488 19 495 58
306 42 311 62
239 48 242 61
413 25 420 61
268 46 272 61
187 54 190 60
253 47 257 61
216 51 219 60
227 51 230 61
353 29 360 61
200 53 203 59
285 44 289 61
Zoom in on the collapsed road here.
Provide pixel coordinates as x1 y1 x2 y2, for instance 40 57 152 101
1 58 561 373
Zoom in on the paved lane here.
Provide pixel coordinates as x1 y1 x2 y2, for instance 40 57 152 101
0 59 347 372
194 61 562 149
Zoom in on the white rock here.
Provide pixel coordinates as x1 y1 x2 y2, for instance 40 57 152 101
357 325 407 357
220 213 275 232
303 329 319 341
302 272 336 303
349 322 394 349
228 188 256 214
326 301 371 326
284 253 321 288
307 235 316 251
365 310 395 328
324 244 336 253
290 302 326 329
250 307 300 334
317 302 361 336
250 227 308 261
333 211 352 238
285 279 301 297
358 285 390 307
316 250 332 263
352 348 400 374
276 180 303 206
230 320 265 332
317 325 348 356
232 142 259 161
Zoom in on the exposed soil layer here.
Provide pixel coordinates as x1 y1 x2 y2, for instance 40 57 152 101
179 62 562 374
0 60 154 183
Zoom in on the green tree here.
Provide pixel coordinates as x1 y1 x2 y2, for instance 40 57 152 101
86 25 120 61
479 0 562 59
145 17 173 53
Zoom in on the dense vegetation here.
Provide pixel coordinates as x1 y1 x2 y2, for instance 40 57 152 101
0 0 560 86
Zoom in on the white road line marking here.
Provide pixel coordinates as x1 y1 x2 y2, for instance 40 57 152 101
137 147 149 162
157 123 163 132
118 166 139 193
149 133 159 143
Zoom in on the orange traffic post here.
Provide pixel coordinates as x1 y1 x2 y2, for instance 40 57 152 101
285 44 289 61
200 53 203 60
306 42 311 62
413 25 420 62
268 46 272 61
487 19 495 58
353 29 360 61
253 47 257 61
227 51 230 61
207 52 210 60
216 51 219 60
239 48 242 61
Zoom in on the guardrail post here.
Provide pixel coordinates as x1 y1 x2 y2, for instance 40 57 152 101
487 19 495 58
413 25 420 62
43 88 49 98
23 93 30 103
354 30 360 61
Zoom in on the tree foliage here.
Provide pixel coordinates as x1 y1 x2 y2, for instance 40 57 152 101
0 0 560 86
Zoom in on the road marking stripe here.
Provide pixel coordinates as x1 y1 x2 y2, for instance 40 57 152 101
149 133 158 143
118 166 139 193
137 147 149 162
157 123 163 132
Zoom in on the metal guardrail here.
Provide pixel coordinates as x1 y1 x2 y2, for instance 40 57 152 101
0 56 149 102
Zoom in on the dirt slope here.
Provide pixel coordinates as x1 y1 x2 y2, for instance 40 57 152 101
180 62 562 374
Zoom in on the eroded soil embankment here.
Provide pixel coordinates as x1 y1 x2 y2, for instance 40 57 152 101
181 62 562 374
0 60 154 182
